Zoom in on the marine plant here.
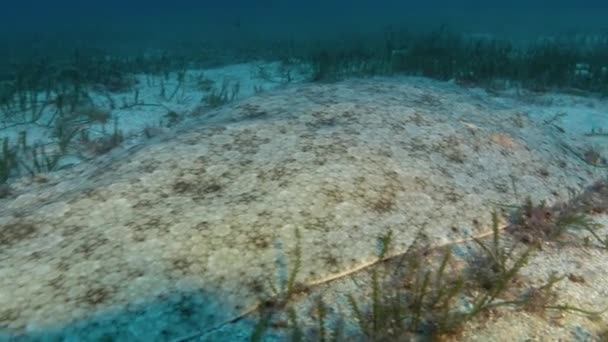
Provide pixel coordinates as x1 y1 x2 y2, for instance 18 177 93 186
168 70 187 101
582 145 608 167
310 43 390 82
305 28 608 96
365 217 602 339
250 228 306 341
91 117 124 155
29 145 61 174
508 195 608 249
0 137 17 183
586 127 608 137
239 209 605 341
204 79 240 108
164 188 608 342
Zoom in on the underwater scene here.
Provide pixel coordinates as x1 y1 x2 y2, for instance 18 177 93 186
2 1 608 341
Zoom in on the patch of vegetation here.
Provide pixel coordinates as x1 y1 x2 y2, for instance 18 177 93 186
85 117 124 155
583 145 608 167
0 104 125 183
508 193 608 249
585 127 608 137
310 43 390 82
0 51 199 185
348 245 468 339
239 211 605 341
204 79 240 108
3 28 608 97
0 137 17 183
175 203 603 341
560 143 608 169
469 213 532 300
306 28 608 95
28 145 61 174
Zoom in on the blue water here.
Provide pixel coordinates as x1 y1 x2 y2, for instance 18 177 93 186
2 1 607 56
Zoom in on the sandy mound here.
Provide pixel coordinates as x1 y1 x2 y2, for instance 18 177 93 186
0 77 603 339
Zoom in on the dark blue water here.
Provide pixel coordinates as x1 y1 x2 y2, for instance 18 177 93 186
2 0 607 56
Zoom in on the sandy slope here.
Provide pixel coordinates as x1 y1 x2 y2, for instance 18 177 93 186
0 76 607 340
